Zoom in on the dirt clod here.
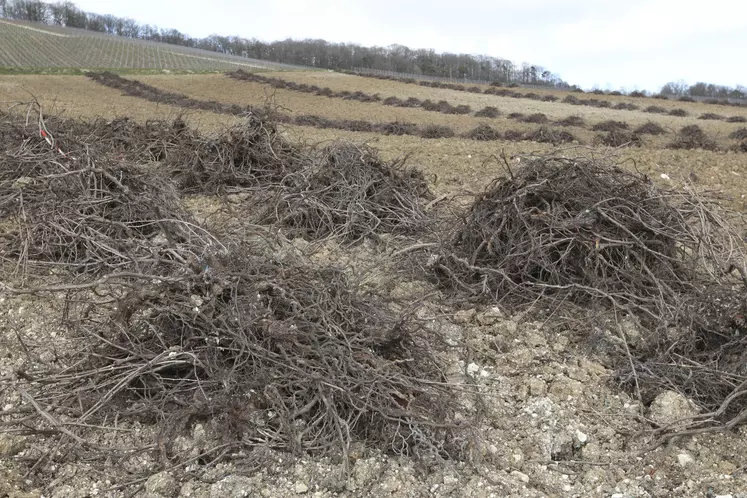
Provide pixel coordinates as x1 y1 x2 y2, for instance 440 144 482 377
145 472 178 496
649 391 699 426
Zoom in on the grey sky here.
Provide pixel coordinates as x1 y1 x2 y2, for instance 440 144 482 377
74 0 747 91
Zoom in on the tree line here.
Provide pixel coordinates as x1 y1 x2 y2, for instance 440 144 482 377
0 0 568 86
659 80 746 100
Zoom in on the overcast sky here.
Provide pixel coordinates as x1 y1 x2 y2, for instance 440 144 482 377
73 0 747 91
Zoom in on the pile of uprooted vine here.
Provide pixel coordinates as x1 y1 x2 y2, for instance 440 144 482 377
430 154 747 436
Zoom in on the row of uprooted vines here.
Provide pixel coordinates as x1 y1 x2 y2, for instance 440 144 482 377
86 72 747 151
471 121 747 151
228 69 721 120
589 121 747 151
230 69 747 132
237 69 642 113
229 69 474 116
231 69 731 135
343 69 747 111
91 70 575 131
2 104 747 487
87 71 580 144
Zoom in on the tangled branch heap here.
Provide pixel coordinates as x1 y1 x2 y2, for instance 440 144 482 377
434 156 742 322
0 110 215 276
264 143 432 243
668 125 719 150
433 155 747 429
166 112 306 193
23 250 465 459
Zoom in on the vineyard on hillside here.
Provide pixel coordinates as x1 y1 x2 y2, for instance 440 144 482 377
0 19 304 71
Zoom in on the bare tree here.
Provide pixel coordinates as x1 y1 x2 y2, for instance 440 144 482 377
660 80 688 97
